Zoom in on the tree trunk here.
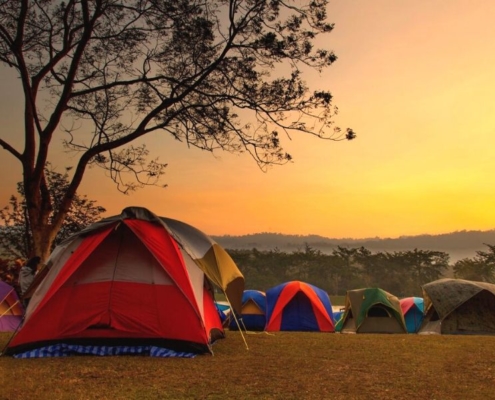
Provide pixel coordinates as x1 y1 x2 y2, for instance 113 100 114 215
31 224 57 263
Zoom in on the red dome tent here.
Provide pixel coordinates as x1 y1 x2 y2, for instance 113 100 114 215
5 207 244 357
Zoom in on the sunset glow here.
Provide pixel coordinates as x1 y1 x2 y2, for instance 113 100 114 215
1 0 495 239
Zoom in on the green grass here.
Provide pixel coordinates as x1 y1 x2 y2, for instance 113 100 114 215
1 331 495 400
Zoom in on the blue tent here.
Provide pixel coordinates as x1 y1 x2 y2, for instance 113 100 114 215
400 297 424 333
265 281 335 332
229 290 267 331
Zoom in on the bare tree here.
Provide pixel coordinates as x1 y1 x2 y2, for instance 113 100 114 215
0 0 355 260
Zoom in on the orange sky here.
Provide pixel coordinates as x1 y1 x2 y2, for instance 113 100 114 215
1 0 495 239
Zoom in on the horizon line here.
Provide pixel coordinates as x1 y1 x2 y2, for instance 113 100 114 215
210 228 495 241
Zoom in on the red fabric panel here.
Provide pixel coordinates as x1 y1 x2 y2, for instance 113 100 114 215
29 228 113 317
266 308 281 331
110 282 207 343
10 281 209 347
266 282 300 331
10 228 114 347
13 283 113 344
202 289 223 337
301 285 334 331
124 220 199 310
400 298 414 314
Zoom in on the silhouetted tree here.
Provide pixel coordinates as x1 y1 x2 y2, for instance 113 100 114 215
0 0 355 261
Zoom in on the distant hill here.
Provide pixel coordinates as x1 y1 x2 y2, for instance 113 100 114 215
212 229 495 263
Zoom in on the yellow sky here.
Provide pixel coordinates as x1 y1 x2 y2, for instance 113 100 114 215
1 0 495 239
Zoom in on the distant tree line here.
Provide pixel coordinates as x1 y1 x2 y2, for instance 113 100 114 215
1 239 494 301
227 244 495 297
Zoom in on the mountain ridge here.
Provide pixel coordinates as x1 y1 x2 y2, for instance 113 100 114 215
211 229 495 263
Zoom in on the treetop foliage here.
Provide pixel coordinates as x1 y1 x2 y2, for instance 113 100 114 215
0 0 355 260
0 0 354 191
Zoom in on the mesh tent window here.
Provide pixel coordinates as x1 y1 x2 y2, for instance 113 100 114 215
367 305 392 318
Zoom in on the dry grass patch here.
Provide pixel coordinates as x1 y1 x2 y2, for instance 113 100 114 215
1 331 495 399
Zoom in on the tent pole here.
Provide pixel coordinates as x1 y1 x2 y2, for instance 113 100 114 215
0 299 20 318
223 292 249 350
239 317 248 332
0 290 12 306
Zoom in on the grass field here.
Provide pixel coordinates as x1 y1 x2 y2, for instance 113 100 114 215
1 331 495 400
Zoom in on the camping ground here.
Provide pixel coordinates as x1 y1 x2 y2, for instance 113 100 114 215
1 331 494 399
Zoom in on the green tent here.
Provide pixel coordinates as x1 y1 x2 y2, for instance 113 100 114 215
335 288 407 334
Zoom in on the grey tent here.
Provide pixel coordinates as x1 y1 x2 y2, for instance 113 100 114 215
419 278 495 335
